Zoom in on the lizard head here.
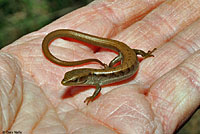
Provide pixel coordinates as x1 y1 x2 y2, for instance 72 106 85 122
61 68 91 86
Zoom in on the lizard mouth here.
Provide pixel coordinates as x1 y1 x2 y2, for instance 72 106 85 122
61 77 87 86
61 79 67 85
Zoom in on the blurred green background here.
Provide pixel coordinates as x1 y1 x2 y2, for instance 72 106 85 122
0 0 199 133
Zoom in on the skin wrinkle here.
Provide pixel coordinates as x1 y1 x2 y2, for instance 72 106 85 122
149 92 174 115
92 2 115 19
15 80 55 133
49 50 72 64
11 78 23 130
73 7 102 26
138 23 158 46
188 36 200 51
36 123 62 133
20 45 34 70
92 4 119 37
129 104 150 122
167 1 184 23
169 88 191 119
0 78 12 96
8 71 17 95
72 122 110 134
89 93 156 133
57 97 78 112
151 51 171 74
70 12 97 30
2 92 10 128
72 109 119 134
116 105 149 124
90 1 165 37
164 90 191 131
31 107 49 133
2 105 8 130
158 98 175 115
30 45 64 87
145 16 170 43
145 116 156 129
9 88 18 112
162 77 176 104
8 103 16 129
83 109 120 133
111 4 136 29
45 116 66 130
104 101 126 119
53 111 69 133
0 65 9 74
132 23 150 45
48 39 70 48
53 48 105 68
115 115 143 130
40 59 60 78
109 0 164 22
178 63 200 90
79 49 93 61
173 22 200 49
2 56 15 75
1 89 9 127
62 111 82 133
68 125 81 134
1 76 11 94
189 62 200 89
29 46 41 64
145 12 175 40
182 1 200 26
48 42 95 67
1 87 7 129
0 53 23 130
171 37 196 54
44 69 61 79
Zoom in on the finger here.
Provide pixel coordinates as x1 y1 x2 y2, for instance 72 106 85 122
40 0 166 36
115 0 200 50
135 18 200 85
148 50 200 133
0 53 23 130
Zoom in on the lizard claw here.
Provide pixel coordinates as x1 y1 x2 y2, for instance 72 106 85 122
144 48 157 59
84 96 95 105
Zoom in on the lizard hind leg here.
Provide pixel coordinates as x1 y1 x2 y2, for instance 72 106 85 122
132 48 157 59
109 53 123 67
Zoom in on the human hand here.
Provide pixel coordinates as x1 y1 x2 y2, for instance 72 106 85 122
1 0 200 133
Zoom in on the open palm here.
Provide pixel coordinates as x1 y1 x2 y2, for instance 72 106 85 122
1 0 200 134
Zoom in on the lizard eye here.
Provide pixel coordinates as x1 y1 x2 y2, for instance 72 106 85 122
71 78 78 82
77 76 87 83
